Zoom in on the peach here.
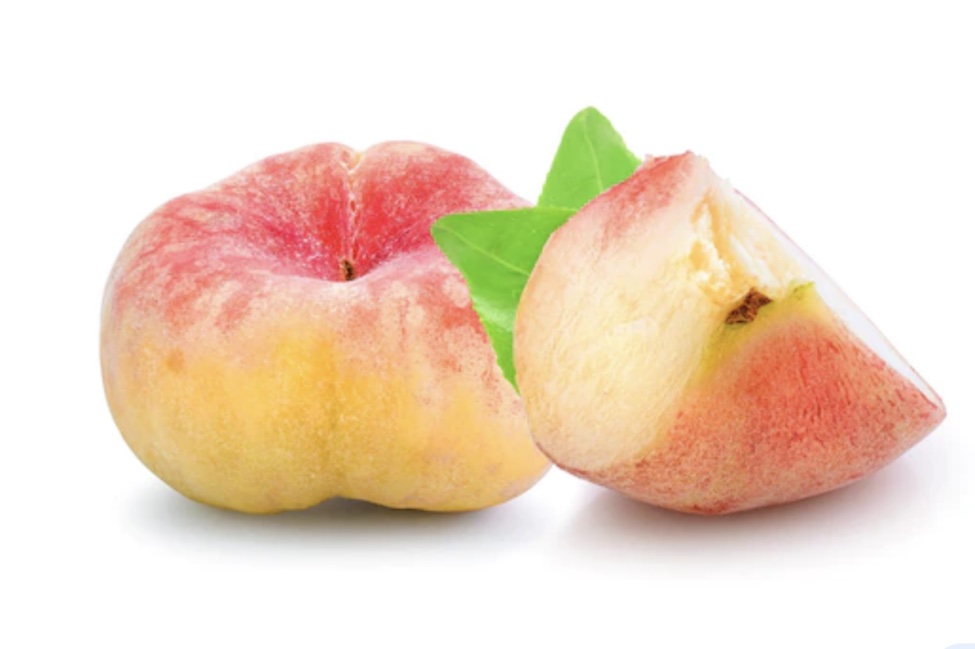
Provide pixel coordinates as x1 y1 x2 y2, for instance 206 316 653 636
101 142 549 513
514 152 944 514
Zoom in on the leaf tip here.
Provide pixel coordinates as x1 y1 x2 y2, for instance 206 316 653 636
574 105 606 121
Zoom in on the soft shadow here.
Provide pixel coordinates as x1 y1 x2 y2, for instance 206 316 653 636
124 484 540 556
558 460 935 573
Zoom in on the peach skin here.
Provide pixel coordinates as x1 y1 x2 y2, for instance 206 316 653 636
514 153 944 514
102 142 549 513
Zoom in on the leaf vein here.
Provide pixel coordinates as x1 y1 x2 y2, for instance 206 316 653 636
581 121 605 190
437 226 531 277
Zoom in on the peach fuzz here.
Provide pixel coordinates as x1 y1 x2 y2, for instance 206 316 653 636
513 152 945 514
101 142 549 513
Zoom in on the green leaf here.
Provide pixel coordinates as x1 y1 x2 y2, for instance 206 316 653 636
432 207 574 389
432 107 640 391
537 107 641 210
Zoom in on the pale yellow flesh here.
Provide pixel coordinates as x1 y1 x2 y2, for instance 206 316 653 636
514 162 803 470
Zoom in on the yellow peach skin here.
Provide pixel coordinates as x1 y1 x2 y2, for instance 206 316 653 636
102 142 549 513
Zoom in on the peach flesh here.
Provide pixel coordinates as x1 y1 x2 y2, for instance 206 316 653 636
101 142 549 513
514 152 945 514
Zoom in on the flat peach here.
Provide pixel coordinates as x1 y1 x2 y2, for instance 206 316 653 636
102 142 549 513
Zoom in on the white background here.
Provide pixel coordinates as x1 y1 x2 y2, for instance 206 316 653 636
2 1 972 647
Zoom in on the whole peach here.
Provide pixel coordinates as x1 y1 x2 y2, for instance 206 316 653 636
101 142 549 513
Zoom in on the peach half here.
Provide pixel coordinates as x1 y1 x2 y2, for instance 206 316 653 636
101 142 549 513
514 152 945 514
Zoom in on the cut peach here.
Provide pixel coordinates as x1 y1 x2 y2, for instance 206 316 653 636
513 152 945 514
